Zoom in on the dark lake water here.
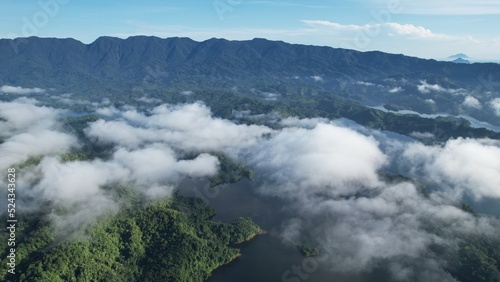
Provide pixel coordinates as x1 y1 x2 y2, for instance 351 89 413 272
178 179 391 282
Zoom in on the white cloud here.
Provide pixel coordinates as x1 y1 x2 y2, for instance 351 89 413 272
249 122 387 199
409 131 435 140
462 96 482 109
112 145 219 186
0 98 58 133
0 99 78 171
0 130 78 172
279 116 329 129
311 75 323 82
297 19 500 59
261 92 280 101
1 102 247 237
356 81 375 86
26 141 221 229
302 20 373 31
386 22 452 39
381 0 500 15
389 86 403 93
4 99 500 281
417 80 463 94
244 1 329 9
490 98 500 116
137 96 161 103
0 101 238 232
181 90 193 95
417 81 446 93
35 157 128 205
27 157 125 231
249 119 497 280
306 182 486 273
403 138 500 200
95 106 121 117
302 20 453 40
425 99 436 105
88 103 267 184
0 85 45 95
86 102 272 153
110 20 500 61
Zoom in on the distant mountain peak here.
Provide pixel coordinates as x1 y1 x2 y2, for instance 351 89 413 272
448 53 469 60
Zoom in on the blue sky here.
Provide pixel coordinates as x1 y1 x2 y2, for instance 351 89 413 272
1 0 500 61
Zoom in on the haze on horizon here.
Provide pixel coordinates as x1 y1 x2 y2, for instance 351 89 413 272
1 0 500 62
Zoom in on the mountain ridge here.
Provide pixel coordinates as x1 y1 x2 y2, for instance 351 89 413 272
2 36 499 92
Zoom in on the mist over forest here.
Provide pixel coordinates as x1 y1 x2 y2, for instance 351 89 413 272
1 37 500 282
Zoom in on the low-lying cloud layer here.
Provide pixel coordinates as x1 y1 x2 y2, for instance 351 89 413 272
87 102 271 154
249 122 386 199
0 98 78 172
1 101 272 230
243 117 499 280
403 138 500 200
417 80 464 94
2 99 500 281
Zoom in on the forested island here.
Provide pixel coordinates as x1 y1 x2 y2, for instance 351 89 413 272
0 193 263 281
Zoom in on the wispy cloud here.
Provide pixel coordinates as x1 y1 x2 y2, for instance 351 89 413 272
302 20 373 31
403 138 500 200
389 86 403 93
310 75 323 82
302 20 453 40
369 0 500 15
243 1 329 9
1 85 45 95
0 100 270 231
386 22 452 39
110 20 500 60
417 80 465 94
403 1 500 15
